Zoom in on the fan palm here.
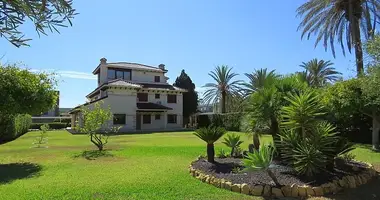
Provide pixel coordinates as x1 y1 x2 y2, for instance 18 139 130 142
243 144 280 186
222 133 244 157
300 59 342 87
202 65 242 113
242 68 279 95
297 0 380 76
193 127 226 162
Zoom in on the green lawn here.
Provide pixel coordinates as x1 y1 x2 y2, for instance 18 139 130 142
0 131 377 200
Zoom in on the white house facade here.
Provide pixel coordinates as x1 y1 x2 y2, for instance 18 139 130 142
69 58 186 132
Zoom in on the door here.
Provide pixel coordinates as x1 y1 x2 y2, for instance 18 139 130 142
136 113 141 130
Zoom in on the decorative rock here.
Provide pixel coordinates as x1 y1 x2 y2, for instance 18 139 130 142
251 185 263 196
291 185 299 197
320 183 331 194
241 184 250 195
205 177 210 183
272 188 284 197
306 186 315 196
220 179 226 188
354 175 362 185
213 179 221 188
345 176 356 188
298 186 307 197
231 184 241 193
281 185 292 197
224 182 232 190
313 187 324 196
338 178 347 188
262 185 271 197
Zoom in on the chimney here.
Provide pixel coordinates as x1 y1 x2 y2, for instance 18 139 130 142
158 64 165 70
100 57 107 65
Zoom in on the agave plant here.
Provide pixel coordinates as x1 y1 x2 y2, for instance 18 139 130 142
222 133 243 157
194 127 226 163
243 144 280 186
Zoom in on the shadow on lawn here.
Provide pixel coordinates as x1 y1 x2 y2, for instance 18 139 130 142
0 163 41 184
73 150 113 160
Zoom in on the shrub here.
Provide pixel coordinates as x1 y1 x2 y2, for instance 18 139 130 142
197 115 211 128
193 126 226 163
33 124 49 148
0 114 31 142
222 133 243 157
30 122 69 130
198 113 242 131
243 144 280 186
217 149 228 158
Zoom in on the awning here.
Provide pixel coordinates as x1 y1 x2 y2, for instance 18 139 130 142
136 102 172 111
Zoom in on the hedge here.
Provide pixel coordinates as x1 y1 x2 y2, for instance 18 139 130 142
197 113 242 131
30 122 70 130
0 114 32 142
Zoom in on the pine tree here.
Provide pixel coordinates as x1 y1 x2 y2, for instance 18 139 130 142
173 70 198 119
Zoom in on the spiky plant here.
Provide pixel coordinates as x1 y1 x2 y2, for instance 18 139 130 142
242 68 279 95
300 59 342 87
193 127 226 163
243 144 280 186
222 133 244 157
297 0 380 76
202 65 242 113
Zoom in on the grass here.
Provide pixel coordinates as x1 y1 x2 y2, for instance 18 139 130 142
0 131 378 200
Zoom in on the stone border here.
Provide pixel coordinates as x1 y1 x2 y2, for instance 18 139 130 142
189 159 377 198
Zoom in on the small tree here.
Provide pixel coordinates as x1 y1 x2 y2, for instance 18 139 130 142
193 127 226 163
33 124 49 148
173 70 198 122
222 133 243 157
76 101 119 151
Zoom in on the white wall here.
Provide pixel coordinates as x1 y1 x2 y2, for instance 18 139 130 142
131 70 166 83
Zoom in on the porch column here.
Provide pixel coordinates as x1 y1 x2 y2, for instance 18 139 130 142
163 112 167 129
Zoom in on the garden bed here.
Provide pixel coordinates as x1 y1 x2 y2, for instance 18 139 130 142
189 157 378 197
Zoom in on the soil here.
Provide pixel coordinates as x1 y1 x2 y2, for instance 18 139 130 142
191 158 368 187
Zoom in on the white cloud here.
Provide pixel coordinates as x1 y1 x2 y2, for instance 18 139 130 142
29 69 96 80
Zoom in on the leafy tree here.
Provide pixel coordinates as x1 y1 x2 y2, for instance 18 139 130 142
242 68 278 95
202 65 242 113
0 64 58 116
297 0 380 76
0 0 76 47
222 133 243 157
76 101 120 151
299 59 342 87
173 70 198 119
243 144 280 186
33 124 49 148
193 127 226 162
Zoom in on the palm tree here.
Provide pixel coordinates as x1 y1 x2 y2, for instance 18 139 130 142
300 59 342 87
203 65 242 113
222 133 243 157
193 127 226 163
242 68 279 95
297 0 380 76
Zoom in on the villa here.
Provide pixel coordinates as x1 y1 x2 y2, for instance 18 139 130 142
69 58 186 132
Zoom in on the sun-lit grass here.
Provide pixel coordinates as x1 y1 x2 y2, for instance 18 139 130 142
0 130 377 200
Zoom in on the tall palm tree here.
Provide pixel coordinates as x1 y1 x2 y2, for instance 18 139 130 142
202 65 242 113
297 0 380 76
242 68 279 95
300 59 342 87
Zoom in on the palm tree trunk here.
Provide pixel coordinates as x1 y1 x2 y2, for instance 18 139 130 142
372 112 380 151
267 169 280 186
349 0 364 76
221 91 226 113
207 143 215 162
253 134 260 150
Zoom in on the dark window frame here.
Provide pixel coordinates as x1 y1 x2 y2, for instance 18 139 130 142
113 114 126 125
167 114 177 124
107 68 132 81
154 76 160 82
155 114 161 120
137 93 148 102
167 94 177 103
143 114 151 124
155 94 160 99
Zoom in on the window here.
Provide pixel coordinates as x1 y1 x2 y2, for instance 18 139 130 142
107 69 115 80
154 76 160 82
98 73 100 84
155 94 160 99
107 68 132 81
116 71 124 79
167 94 177 103
113 114 126 125
167 114 177 124
124 71 131 80
155 114 161 120
143 115 151 124
137 93 148 102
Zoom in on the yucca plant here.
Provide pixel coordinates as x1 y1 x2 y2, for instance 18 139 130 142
243 144 280 186
222 133 243 157
194 127 226 163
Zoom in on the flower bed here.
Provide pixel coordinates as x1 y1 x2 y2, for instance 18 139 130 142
189 158 377 198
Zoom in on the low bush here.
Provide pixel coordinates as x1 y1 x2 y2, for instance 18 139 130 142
30 122 69 130
0 114 32 142
197 113 242 131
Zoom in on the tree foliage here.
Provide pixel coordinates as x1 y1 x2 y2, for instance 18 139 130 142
299 59 342 87
0 0 76 47
193 127 226 162
173 70 198 118
242 68 278 95
222 133 243 157
0 64 58 116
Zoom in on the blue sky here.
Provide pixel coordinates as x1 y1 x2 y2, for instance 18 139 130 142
1 0 357 108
